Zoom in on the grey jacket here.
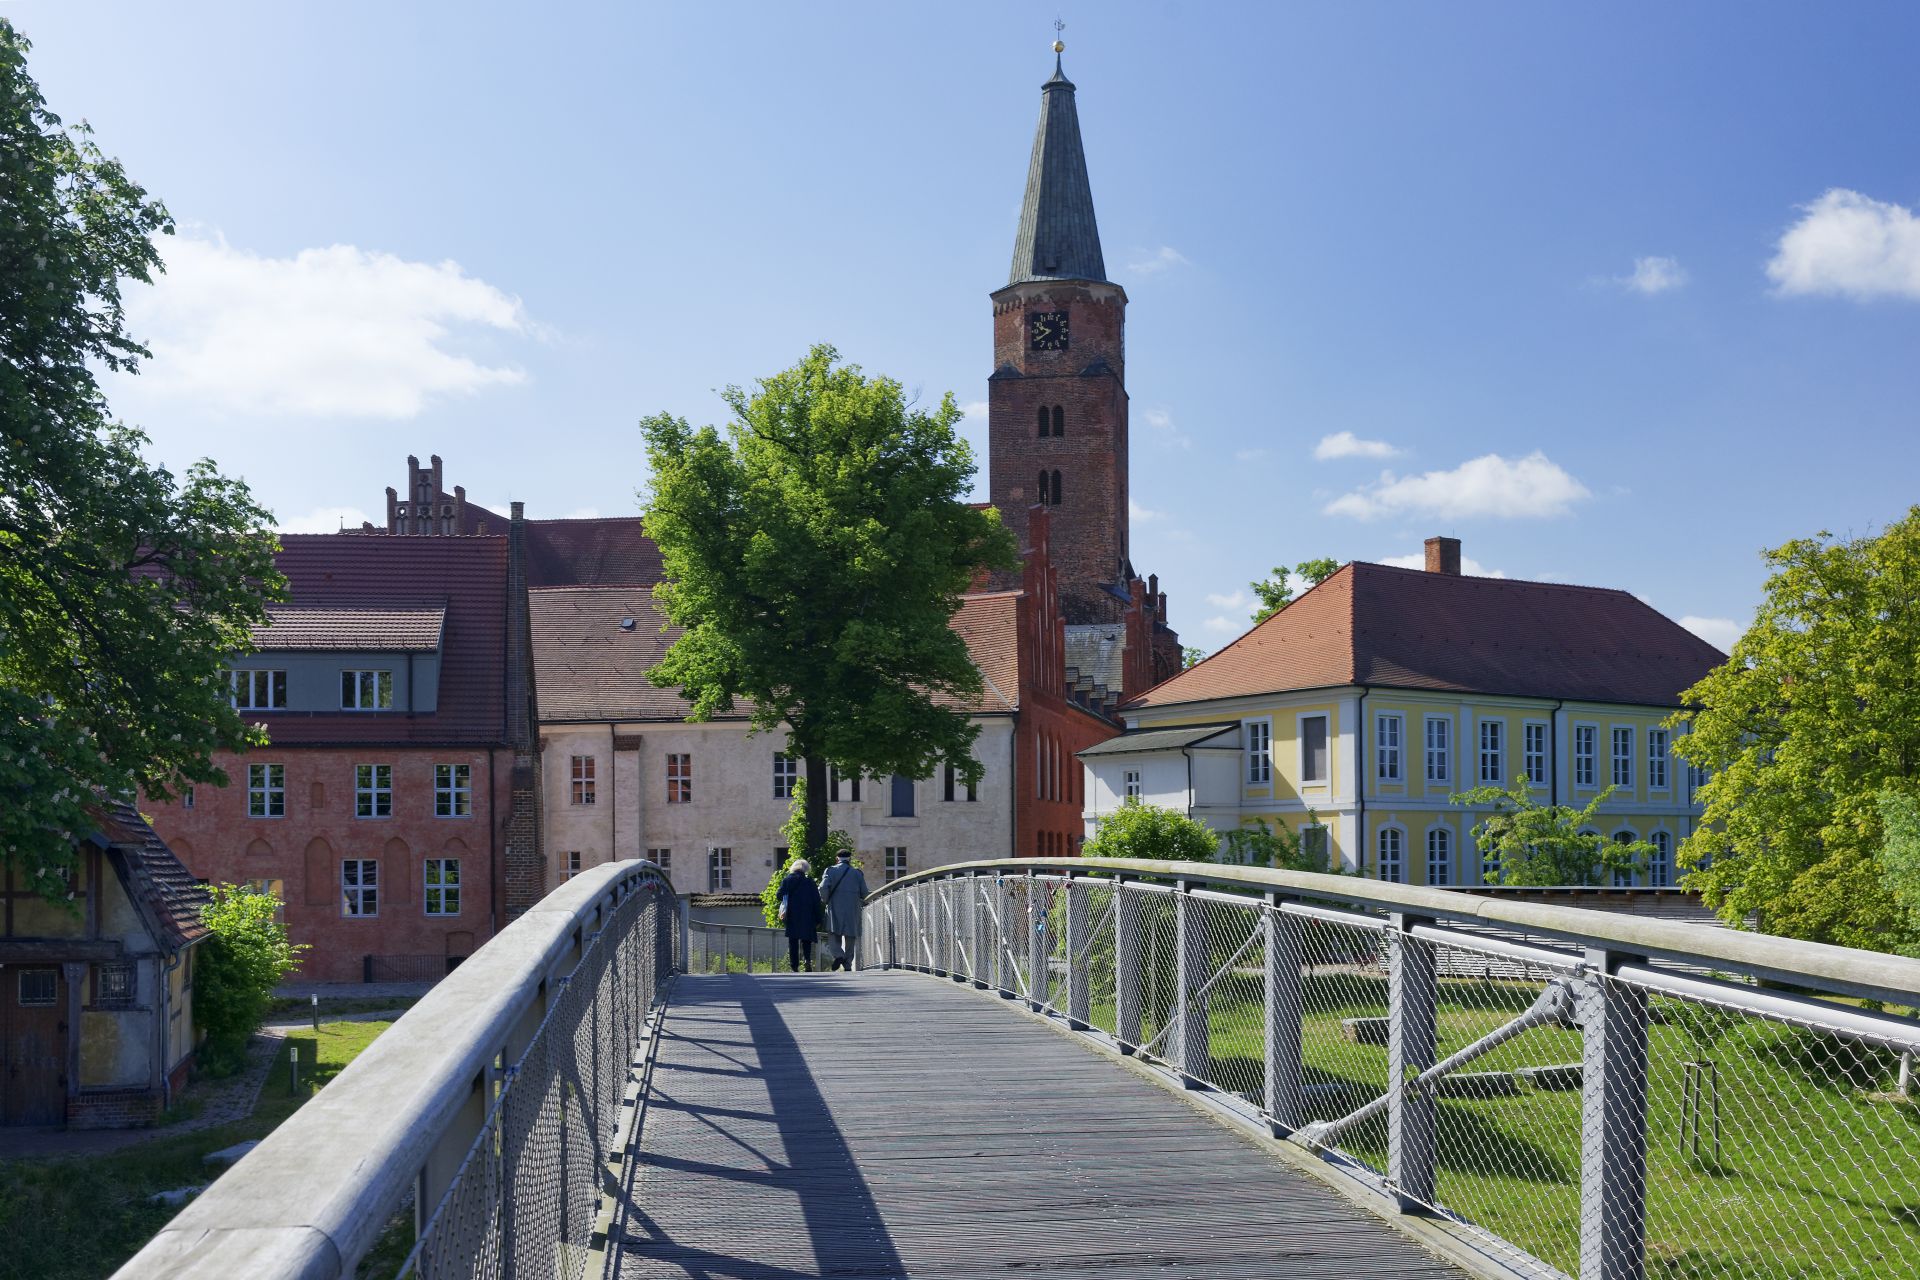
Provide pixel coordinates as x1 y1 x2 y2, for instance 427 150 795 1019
819 860 868 938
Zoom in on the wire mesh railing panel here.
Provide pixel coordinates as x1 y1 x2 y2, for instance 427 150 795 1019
1077 880 1119 1036
1629 980 1920 1280
688 922 794 974
1184 893 1269 1104
1292 913 1392 1175
1031 876 1067 1012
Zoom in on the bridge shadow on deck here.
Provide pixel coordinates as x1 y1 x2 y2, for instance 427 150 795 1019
613 972 1467 1279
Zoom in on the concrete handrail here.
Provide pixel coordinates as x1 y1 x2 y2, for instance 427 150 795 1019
878 858 1920 1007
114 859 668 1280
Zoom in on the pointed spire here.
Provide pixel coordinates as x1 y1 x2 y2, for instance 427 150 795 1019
1009 46 1108 286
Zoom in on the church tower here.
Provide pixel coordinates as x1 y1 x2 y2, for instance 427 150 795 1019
987 48 1132 626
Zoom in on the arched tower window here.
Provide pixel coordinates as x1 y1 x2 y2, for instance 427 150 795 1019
1036 470 1050 504
1051 405 1064 437
1050 470 1063 505
1037 405 1049 437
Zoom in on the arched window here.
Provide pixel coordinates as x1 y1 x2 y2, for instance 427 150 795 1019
1611 830 1638 887
1037 404 1049 437
1051 405 1064 437
1426 827 1452 886
1378 827 1404 883
1649 831 1672 887
1036 470 1050 504
1050 470 1063 505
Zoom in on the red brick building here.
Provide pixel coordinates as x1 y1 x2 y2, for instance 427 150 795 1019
144 532 541 982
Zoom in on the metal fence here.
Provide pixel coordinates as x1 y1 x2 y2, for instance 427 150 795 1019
863 860 1920 1280
689 919 852 973
114 860 681 1280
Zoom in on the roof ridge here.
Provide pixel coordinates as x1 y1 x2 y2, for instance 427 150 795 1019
1353 559 1638 600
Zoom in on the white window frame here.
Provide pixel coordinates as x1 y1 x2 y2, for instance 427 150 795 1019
571 755 597 806
1244 718 1273 784
435 763 472 817
1611 829 1638 887
1376 712 1404 784
562 850 582 881
424 858 461 916
1647 728 1670 791
884 846 908 883
1478 719 1504 785
340 669 393 711
773 753 798 798
1377 825 1405 883
1301 824 1331 870
232 668 287 711
341 859 378 917
707 847 733 892
1611 726 1634 789
1298 713 1330 785
1123 769 1142 800
1522 721 1548 789
646 847 671 872
667 753 692 804
355 763 392 819
1648 830 1672 888
1426 825 1452 886
1423 715 1451 785
248 763 285 818
1574 723 1599 790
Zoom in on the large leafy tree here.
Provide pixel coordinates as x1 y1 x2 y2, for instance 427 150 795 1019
1451 777 1654 886
1671 512 1920 952
0 20 281 887
641 345 1017 860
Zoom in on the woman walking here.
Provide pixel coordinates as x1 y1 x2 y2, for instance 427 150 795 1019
818 850 868 972
778 858 822 972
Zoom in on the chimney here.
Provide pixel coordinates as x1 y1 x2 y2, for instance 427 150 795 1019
1425 536 1462 575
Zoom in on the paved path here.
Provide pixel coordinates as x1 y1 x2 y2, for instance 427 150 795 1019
612 972 1465 1279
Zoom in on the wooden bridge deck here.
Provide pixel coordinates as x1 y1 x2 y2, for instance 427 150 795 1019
610 971 1466 1280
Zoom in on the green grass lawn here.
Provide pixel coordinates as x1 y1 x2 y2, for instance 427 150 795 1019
0 1019 398 1280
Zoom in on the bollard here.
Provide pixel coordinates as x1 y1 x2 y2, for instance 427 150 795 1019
310 992 319 1035
288 1041 299 1094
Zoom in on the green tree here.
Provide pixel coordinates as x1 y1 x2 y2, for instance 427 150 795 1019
642 345 1017 860
195 884 307 1075
1220 813 1325 871
759 778 858 928
0 21 283 889
1180 645 1207 670
1670 512 1920 952
1250 557 1340 624
1450 776 1654 886
1082 799 1220 862
1879 789 1920 958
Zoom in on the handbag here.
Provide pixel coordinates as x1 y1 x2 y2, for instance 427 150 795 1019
778 896 788 922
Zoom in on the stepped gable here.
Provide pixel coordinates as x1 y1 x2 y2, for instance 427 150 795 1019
1130 560 1726 710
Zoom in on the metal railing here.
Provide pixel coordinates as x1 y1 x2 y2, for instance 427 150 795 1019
862 859 1920 1280
114 860 681 1280
690 919 847 973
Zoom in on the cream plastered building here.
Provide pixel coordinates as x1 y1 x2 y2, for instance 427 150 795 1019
1081 540 1728 888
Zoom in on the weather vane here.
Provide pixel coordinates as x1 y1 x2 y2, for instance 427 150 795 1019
1053 17 1065 54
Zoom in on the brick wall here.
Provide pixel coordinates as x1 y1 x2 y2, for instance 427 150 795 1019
68 1087 164 1130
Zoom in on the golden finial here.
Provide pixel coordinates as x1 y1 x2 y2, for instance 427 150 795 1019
1053 17 1065 54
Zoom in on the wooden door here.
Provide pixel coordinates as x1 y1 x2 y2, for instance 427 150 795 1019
1 967 68 1126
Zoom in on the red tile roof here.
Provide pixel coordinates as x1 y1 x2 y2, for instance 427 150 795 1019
251 604 445 652
1130 561 1726 710
258 535 510 743
90 802 210 950
524 517 664 588
947 592 1021 714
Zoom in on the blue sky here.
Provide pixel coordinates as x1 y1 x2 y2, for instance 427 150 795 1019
16 1 1920 654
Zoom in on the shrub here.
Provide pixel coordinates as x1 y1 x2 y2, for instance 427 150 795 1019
195 884 307 1076
1082 799 1220 862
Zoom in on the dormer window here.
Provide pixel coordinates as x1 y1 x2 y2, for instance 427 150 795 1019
341 669 394 710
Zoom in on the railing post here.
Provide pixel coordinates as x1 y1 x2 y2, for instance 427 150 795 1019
971 873 990 989
1027 871 1047 1011
1579 948 1649 1280
885 898 898 970
1115 878 1141 1052
1174 881 1209 1086
1264 894 1305 1134
675 894 690 974
1387 912 1437 1210
994 875 1014 999
1066 874 1090 1031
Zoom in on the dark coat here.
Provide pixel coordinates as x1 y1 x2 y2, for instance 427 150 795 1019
820 860 868 938
778 871 822 938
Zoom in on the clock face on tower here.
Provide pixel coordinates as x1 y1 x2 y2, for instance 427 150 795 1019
1028 310 1070 351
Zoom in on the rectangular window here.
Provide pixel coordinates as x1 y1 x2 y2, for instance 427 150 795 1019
666 754 691 804
829 766 861 803
341 859 378 917
1424 716 1450 784
1245 719 1272 784
571 755 597 805
1123 769 1142 800
1647 728 1670 790
183 786 195 811
95 961 136 1006
885 846 908 883
1523 722 1548 787
1612 727 1634 788
1301 825 1330 870
1426 828 1452 886
424 858 461 915
355 764 392 819
890 774 915 818
247 763 285 818
1478 720 1504 785
232 668 287 710
1574 725 1598 789
967 771 977 802
1649 831 1672 888
435 763 472 817
774 753 798 798
562 850 582 881
1376 713 1403 783
1300 715 1329 784
1377 827 1404 883
18 969 57 1007
242 877 286 921
1690 762 1709 797
647 847 671 871
707 847 733 892
340 669 393 710
1612 832 1636 887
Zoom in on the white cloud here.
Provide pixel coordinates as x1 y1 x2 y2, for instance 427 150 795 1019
1204 589 1248 610
1126 246 1190 276
278 505 372 534
1140 406 1191 448
1233 447 1269 463
959 400 989 422
1378 551 1507 578
1679 615 1742 653
125 235 529 418
1313 431 1402 461
1325 451 1591 521
1767 189 1920 300
1619 256 1688 294
1129 499 1160 522
1202 615 1240 636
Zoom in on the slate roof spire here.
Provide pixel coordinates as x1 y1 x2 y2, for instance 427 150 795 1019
1008 44 1108 286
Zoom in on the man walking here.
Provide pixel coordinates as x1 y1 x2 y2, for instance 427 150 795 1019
818 850 868 972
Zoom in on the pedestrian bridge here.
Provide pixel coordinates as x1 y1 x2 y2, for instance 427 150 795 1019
118 860 1920 1280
